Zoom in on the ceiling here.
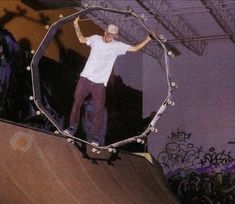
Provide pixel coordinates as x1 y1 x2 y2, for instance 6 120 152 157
21 0 235 58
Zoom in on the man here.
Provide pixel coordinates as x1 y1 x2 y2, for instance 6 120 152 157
64 17 151 146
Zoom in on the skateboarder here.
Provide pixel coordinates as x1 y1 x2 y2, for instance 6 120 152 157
64 17 152 146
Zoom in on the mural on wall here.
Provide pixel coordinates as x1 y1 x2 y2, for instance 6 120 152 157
157 130 235 204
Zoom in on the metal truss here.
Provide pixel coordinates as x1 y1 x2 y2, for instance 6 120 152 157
201 0 235 42
136 0 207 56
80 0 163 59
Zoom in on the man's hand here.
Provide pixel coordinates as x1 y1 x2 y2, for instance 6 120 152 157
73 17 80 26
128 35 152 52
73 16 81 31
73 16 88 44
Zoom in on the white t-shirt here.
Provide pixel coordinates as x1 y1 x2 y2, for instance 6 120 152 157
80 35 130 86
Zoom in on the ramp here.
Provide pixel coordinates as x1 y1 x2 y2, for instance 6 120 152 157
0 120 179 204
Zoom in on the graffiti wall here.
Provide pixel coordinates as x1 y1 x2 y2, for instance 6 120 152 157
157 130 235 204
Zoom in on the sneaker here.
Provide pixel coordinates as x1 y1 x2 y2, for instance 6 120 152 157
63 126 77 136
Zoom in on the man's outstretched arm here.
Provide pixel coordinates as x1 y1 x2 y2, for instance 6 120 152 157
128 36 152 52
73 17 88 44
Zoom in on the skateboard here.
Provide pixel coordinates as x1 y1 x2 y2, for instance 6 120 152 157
29 4 177 154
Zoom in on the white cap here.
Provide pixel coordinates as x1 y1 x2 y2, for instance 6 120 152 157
107 24 118 34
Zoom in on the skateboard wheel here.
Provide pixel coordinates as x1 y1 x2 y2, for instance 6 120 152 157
167 99 173 105
168 51 175 57
150 127 158 133
137 138 142 143
59 14 63 18
31 50 35 54
140 14 147 21
29 96 34 100
171 82 176 87
81 2 89 8
137 139 145 144
159 34 167 42
45 25 50 30
96 150 101 154
36 110 41 115
92 147 97 153
54 130 59 134
108 148 116 153
167 100 175 106
26 66 31 71
67 138 74 143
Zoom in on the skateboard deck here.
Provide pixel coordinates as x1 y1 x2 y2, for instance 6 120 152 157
29 4 177 154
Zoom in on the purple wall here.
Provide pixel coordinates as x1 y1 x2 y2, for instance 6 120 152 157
144 39 235 161
143 39 235 203
114 51 143 91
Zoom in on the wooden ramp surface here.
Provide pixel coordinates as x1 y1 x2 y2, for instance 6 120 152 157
0 120 179 204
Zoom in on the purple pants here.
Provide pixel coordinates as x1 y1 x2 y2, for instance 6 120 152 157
70 77 106 140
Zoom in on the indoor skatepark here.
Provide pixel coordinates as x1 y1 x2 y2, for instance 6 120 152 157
0 0 234 203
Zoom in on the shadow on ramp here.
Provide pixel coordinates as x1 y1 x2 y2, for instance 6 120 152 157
0 120 179 204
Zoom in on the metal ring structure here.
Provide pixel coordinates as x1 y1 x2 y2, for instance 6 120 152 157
30 5 177 149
